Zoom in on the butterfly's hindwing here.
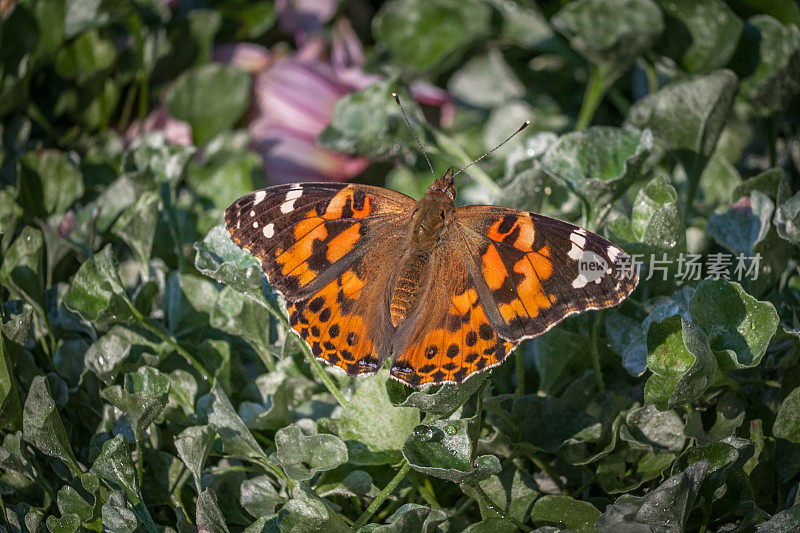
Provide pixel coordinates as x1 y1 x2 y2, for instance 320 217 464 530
456 206 639 342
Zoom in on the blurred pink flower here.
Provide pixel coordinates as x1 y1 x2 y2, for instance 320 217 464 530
124 104 192 146
249 55 369 183
410 80 456 129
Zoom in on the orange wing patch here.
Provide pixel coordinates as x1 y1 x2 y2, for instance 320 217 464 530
390 286 515 386
287 268 381 375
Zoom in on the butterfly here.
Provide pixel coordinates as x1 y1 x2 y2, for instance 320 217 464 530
224 168 639 388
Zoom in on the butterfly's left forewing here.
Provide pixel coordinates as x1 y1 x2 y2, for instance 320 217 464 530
226 183 415 376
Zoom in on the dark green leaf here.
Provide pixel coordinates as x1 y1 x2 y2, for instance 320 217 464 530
54 30 115 79
22 375 81 476
626 69 738 158
55 485 93 523
361 503 447 532
197 382 266 461
372 0 490 71
0 226 44 306
101 366 171 441
530 495 600 532
387 371 488 418
111 191 160 269
552 0 664 83
174 424 217 492
277 483 350 533
402 419 500 484
540 127 654 209
654 0 743 72
101 491 138 533
511 394 596 452
689 278 779 369
195 224 266 294
45 512 80 533
84 325 165 384
166 64 250 145
774 386 800 443
735 16 800 115
240 475 283 519
196 489 230 533
0 332 22 431
459 466 539 523
775 190 800 244
630 174 687 254
63 245 132 323
645 316 718 410
448 49 524 107
18 150 84 216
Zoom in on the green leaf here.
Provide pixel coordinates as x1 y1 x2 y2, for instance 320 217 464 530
1 300 33 346
775 190 800 244
540 126 654 210
196 489 230 533
45 512 80 533
63 245 132 323
402 419 500 484
386 371 489 418
459 467 539 523
361 503 447 532
596 461 710 531
111 191 160 269
240 475 283 518
756 504 800 531
55 485 93 523
619 404 686 453
0 188 23 250
626 69 738 159
654 0 743 72
530 495 600 532
186 135 262 210
774 386 800 443
163 272 219 338
166 64 250 145
735 15 800 115
629 173 687 254
174 424 217 491
210 286 271 359
272 424 348 481
22 375 81 476
54 29 115 78
644 316 718 410
689 279 779 369
372 0 490 71
552 0 664 83
335 371 419 465
277 483 350 533
0 332 23 431
318 79 416 160
0 226 44 306
100 366 171 442
101 491 138 533
197 382 266 461
706 190 772 254
18 150 84 217
90 435 157 532
84 325 164 384
448 49 524 107
195 224 265 294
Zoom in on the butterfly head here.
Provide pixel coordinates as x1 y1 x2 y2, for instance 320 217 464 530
427 167 456 200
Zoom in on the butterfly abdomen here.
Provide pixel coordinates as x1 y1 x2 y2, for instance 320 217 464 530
389 251 429 327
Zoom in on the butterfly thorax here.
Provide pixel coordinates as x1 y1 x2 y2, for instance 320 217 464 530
389 171 457 328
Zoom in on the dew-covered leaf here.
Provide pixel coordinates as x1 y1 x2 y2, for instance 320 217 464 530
174 424 217 491
689 279 779 369
0 226 45 306
196 488 230 533
197 382 266 461
101 366 170 442
272 423 348 481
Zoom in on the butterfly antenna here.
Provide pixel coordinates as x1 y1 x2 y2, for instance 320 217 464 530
393 92 436 179
452 121 531 179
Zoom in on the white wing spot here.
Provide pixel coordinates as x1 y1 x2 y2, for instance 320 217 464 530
250 210 255 217
576 227 588 236
608 246 621 262
570 231 586 248
572 275 589 289
280 200 296 213
263 223 274 238
252 221 259 228
285 188 303 201
253 191 266 205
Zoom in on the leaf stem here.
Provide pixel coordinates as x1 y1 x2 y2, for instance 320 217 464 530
354 461 411 528
575 65 607 131
589 313 605 393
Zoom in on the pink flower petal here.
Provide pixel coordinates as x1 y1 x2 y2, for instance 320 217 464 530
277 0 339 43
124 105 193 146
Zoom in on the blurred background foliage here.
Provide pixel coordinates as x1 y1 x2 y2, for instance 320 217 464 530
2 0 800 531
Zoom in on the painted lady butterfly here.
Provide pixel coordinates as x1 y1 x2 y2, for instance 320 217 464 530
225 168 638 388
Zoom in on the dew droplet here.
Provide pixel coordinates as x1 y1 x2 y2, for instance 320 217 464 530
444 424 457 435
413 426 434 441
